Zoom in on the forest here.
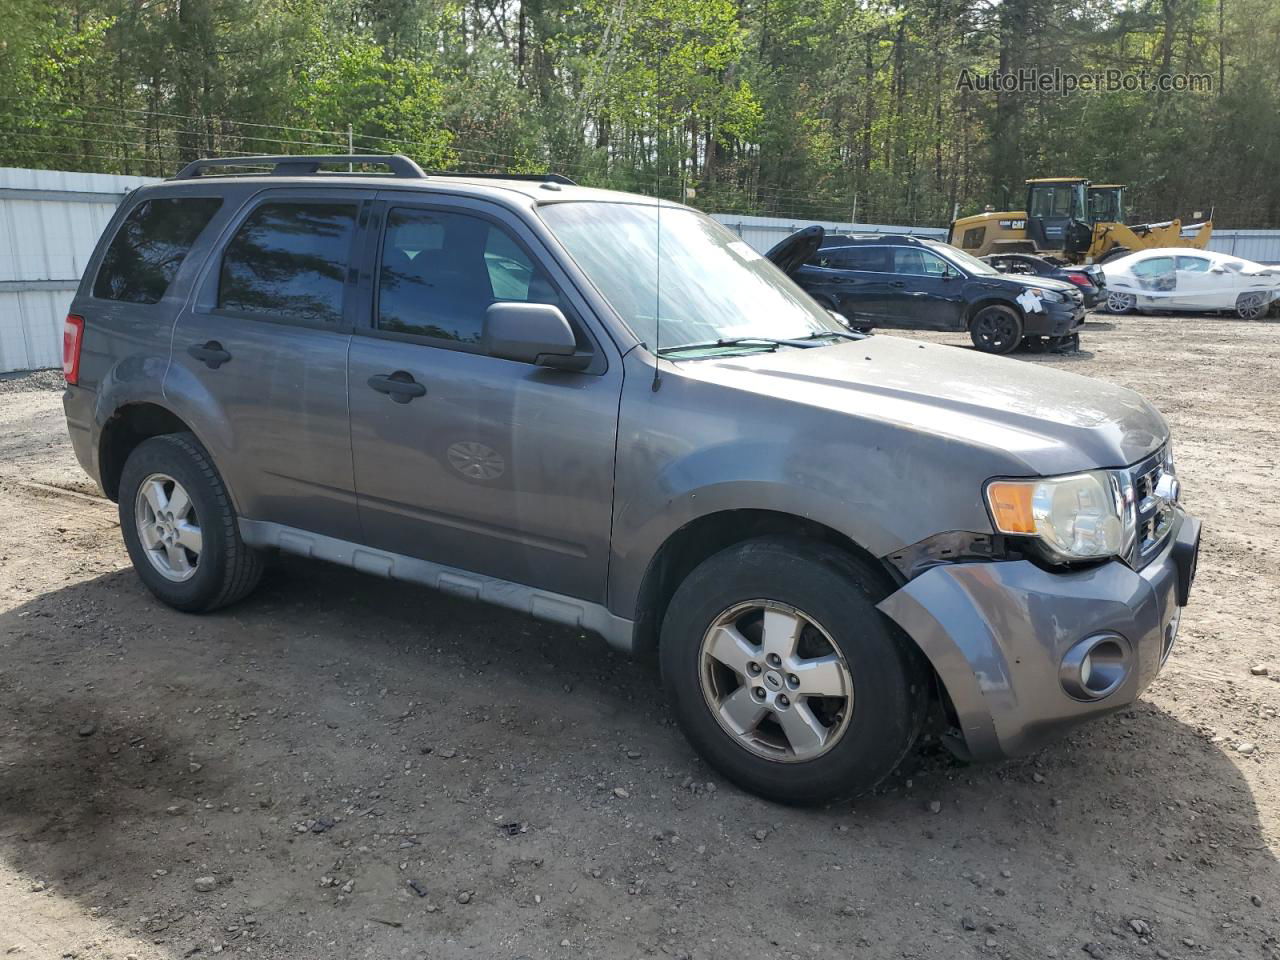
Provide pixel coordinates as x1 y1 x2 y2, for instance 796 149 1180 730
2 0 1278 227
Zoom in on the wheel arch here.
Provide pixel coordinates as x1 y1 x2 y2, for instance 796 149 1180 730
98 402 200 502
964 297 1023 329
630 508 904 661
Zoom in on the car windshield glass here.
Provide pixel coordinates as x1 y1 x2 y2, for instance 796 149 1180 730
538 201 845 350
933 243 1001 276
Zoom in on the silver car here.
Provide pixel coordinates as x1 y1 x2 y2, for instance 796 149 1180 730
61 155 1201 803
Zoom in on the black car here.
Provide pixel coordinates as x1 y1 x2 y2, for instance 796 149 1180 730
765 229 1085 354
981 252 1107 309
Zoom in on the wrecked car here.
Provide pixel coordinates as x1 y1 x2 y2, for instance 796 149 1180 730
63 155 1199 803
768 228 1086 353
1101 247 1280 319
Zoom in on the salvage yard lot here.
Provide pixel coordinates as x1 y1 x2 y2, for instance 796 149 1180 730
0 313 1277 960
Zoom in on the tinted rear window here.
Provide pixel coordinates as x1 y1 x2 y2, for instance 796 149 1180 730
93 197 223 303
218 202 357 325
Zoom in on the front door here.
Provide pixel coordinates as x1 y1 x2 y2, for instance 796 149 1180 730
166 190 371 542
346 195 622 603
885 247 967 329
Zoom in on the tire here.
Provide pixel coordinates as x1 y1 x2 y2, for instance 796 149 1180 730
1104 291 1136 314
1236 292 1269 321
118 432 263 612
968 305 1023 354
659 537 929 804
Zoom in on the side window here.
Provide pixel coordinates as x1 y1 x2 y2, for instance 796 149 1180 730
961 226 985 250
832 246 889 272
1131 256 1174 278
377 207 561 345
891 248 948 277
218 201 357 325
93 197 222 303
1175 256 1210 272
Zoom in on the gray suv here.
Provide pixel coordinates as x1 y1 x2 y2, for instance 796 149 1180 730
61 155 1201 803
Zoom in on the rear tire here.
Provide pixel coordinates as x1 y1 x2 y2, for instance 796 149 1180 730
119 432 263 612
1105 292 1136 314
659 537 928 804
969 305 1023 354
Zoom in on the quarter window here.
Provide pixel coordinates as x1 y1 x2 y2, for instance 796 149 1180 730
218 202 357 324
377 208 561 344
93 197 222 303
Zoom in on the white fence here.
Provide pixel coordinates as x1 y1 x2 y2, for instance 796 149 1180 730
0 167 158 374
2 166 1279 374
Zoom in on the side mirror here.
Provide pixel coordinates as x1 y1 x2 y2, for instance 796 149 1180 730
1209 266 1226 274
484 302 589 371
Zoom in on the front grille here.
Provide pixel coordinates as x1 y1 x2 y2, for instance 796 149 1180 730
1126 446 1177 568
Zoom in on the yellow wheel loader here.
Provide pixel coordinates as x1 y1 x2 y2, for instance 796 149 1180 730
949 178 1213 265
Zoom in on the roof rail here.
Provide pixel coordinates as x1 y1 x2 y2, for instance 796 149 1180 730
173 154 427 180
426 171 578 186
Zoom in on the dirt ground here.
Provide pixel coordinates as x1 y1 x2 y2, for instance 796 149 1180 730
1 314 1277 960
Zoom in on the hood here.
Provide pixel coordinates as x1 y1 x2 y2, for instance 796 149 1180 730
764 225 824 276
680 335 1167 475
1004 274 1077 294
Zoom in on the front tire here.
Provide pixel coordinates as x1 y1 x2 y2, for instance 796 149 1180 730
969 305 1023 354
659 538 928 804
1236 292 1269 320
119 432 263 612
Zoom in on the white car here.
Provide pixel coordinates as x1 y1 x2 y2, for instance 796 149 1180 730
1101 247 1280 319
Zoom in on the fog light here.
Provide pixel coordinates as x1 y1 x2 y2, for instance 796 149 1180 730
1060 634 1131 701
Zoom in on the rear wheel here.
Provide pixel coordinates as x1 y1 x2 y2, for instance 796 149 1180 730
119 432 263 612
659 538 928 804
1236 292 1269 320
1105 291 1136 314
969 305 1023 354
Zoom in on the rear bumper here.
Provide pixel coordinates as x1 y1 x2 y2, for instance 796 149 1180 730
878 509 1200 761
62 385 101 492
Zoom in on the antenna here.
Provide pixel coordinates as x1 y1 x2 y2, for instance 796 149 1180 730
652 176 662 391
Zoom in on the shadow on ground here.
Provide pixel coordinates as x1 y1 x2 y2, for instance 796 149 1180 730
1 559 1276 958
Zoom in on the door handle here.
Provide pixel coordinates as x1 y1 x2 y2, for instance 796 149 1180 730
188 341 231 369
890 281 906 288
368 372 427 404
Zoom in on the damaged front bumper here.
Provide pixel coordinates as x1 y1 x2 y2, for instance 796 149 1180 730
878 509 1200 761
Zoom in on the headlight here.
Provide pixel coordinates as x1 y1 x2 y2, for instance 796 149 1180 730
986 470 1133 562
1026 286 1065 303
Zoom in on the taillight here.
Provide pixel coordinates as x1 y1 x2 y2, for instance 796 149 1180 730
1065 273 1091 287
63 314 85 385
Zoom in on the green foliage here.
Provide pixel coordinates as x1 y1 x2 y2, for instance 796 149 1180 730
2 0 1278 226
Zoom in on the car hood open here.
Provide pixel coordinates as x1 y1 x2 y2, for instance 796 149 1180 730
682 335 1167 475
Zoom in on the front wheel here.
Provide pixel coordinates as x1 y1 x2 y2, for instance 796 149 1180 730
969 305 1023 354
659 538 928 804
119 432 263 612
1236 292 1269 320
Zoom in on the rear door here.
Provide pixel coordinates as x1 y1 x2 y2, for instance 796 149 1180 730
165 188 372 542
811 245 900 326
345 193 622 603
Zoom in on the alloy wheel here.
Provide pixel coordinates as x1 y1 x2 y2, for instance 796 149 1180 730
1237 292 1268 321
972 310 1018 352
134 473 202 582
698 600 854 762
1106 291 1136 314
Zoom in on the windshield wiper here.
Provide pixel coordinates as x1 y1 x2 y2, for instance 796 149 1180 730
794 330 868 342
657 337 786 357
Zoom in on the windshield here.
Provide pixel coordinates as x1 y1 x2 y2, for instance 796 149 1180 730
538 201 845 351
931 242 1001 276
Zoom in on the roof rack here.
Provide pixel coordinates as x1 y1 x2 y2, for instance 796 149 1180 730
173 154 428 180
173 154 578 186
426 171 578 186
